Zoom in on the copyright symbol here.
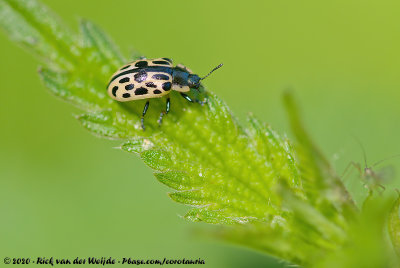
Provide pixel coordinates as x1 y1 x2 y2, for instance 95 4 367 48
4 257 11 264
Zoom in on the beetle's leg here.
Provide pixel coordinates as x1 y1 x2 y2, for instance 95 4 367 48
180 93 206 105
141 101 150 131
194 98 207 106
180 93 193 103
158 97 170 126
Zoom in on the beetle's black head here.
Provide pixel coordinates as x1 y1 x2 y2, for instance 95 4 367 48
188 63 223 90
188 74 201 89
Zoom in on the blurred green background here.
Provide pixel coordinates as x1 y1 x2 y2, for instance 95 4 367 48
1 0 400 267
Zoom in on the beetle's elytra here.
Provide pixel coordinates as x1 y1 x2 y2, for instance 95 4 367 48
107 57 223 130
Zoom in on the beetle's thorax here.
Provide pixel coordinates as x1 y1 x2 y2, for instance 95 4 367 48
172 68 190 86
171 68 191 92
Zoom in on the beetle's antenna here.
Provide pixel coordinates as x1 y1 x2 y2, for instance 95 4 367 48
201 63 223 80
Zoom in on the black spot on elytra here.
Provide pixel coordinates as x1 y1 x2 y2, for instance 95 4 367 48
135 87 148 95
152 74 169 80
112 86 118 97
119 77 130 83
145 82 157 88
162 82 172 91
122 93 131 98
135 61 148 68
134 70 147 83
120 65 131 70
162 58 172 63
152 60 170 65
125 84 134 90
153 90 162 94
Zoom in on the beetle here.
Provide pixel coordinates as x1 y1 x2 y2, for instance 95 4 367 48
107 57 223 130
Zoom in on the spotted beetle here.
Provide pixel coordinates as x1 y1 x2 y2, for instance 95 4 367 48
107 57 223 130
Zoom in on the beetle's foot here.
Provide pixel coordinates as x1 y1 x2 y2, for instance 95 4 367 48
158 112 166 126
141 117 145 131
195 98 207 106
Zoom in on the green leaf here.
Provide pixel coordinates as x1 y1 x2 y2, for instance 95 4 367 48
78 111 126 139
314 193 399 268
0 0 79 69
39 67 108 111
283 91 357 223
121 139 155 154
389 193 400 258
141 149 172 171
154 171 201 191
80 19 125 72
